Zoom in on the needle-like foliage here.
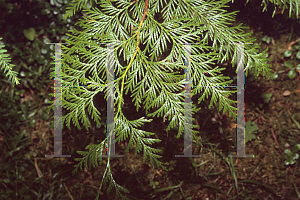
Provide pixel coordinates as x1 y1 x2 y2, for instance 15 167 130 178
46 0 282 199
0 38 20 86
255 0 300 18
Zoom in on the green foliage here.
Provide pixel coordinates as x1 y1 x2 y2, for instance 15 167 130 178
0 1 88 199
0 38 20 86
245 120 258 143
73 142 132 199
261 92 273 103
245 0 300 18
97 160 130 200
282 38 300 80
51 0 286 199
64 0 94 19
0 128 74 199
0 0 84 91
284 143 300 165
23 27 36 41
261 35 272 44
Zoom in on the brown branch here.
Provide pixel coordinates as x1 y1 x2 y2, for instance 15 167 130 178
131 0 138 5
117 0 149 114
270 128 283 153
141 0 149 22
283 38 300 50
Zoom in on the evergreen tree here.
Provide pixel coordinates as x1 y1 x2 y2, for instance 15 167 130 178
47 0 299 199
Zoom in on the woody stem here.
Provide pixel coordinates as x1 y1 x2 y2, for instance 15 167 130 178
117 0 149 116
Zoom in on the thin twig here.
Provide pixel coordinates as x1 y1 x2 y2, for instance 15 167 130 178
270 128 283 153
131 0 138 4
284 38 299 50
117 0 149 114
249 165 260 180
287 110 300 130
64 183 74 200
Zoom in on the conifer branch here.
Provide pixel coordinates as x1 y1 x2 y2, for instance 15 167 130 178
118 0 149 115
0 38 20 86
57 0 286 199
